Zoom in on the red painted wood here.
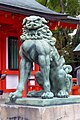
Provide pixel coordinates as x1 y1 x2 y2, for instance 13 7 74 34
0 33 3 90
0 80 2 90
48 20 58 30
2 35 6 70
1 70 19 75
58 22 77 29
4 89 16 93
35 64 39 71
0 34 2 71
0 33 4 91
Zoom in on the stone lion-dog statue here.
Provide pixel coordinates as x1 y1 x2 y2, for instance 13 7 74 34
9 16 72 100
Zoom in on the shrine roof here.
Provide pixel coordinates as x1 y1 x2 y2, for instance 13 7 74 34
61 16 80 24
0 0 80 24
0 0 67 20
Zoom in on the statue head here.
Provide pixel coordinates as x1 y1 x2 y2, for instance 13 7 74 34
22 16 47 29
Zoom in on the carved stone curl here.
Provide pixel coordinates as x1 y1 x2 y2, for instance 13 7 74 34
9 16 72 100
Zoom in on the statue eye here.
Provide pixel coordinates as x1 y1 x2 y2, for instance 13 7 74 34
34 20 39 23
37 18 40 21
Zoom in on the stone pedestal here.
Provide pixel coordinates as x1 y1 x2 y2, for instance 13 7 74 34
1 96 80 120
15 95 80 106
0 103 80 120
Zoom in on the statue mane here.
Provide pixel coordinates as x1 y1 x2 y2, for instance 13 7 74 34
20 16 55 46
20 16 58 61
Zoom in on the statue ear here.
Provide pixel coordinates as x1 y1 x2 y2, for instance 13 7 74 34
22 18 27 25
41 18 47 23
22 17 29 25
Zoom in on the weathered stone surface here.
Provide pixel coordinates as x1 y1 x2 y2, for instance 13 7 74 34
0 103 80 120
15 95 80 106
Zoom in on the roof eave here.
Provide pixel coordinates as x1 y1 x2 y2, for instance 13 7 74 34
60 19 80 24
0 4 67 21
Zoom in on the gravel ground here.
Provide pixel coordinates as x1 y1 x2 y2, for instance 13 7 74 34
0 93 9 104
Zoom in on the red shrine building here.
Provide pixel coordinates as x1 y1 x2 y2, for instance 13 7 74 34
0 0 79 95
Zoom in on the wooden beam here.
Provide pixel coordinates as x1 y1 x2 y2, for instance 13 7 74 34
0 10 25 28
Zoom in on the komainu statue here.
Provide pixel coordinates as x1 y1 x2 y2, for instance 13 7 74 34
9 16 72 100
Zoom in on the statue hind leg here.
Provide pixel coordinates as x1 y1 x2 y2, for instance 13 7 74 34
9 48 32 101
57 65 72 98
27 71 44 97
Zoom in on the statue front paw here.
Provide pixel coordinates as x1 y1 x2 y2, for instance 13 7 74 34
41 92 54 99
9 91 22 102
57 90 69 98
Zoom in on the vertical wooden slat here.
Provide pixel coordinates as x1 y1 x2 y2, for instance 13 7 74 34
0 34 2 71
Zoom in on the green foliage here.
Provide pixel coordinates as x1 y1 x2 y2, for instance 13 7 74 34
65 0 80 16
36 0 48 6
36 0 80 16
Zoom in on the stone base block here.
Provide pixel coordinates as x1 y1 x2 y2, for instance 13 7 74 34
15 95 80 106
0 103 80 120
